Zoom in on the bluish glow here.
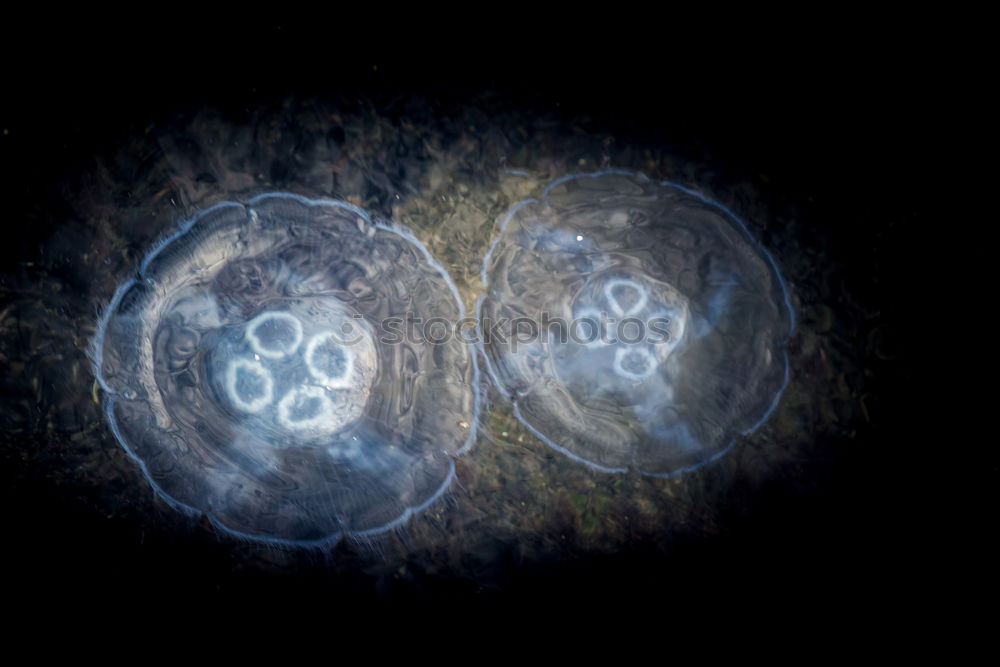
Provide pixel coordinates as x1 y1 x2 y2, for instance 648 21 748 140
304 332 355 388
93 193 479 546
604 278 649 317
224 358 274 413
613 346 658 381
478 170 794 476
245 311 303 359
275 384 338 435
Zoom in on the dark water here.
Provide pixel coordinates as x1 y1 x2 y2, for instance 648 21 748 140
1 29 925 618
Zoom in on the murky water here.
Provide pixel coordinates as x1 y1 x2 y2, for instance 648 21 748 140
0 89 898 604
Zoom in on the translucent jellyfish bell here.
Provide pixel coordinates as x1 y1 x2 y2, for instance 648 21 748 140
94 194 479 545
478 171 794 476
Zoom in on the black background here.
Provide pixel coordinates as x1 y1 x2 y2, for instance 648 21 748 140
1 18 935 622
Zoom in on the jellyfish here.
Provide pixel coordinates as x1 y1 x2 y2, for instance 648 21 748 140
478 170 793 476
94 194 479 545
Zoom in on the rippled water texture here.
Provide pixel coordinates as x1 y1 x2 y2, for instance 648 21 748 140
478 171 794 476
94 194 479 544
